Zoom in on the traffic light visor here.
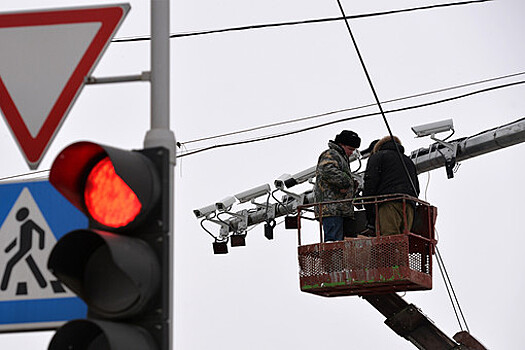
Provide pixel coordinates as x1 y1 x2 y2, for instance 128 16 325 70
50 142 161 231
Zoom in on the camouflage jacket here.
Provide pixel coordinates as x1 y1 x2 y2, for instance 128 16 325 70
314 141 355 218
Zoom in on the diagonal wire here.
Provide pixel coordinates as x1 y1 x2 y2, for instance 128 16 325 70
435 246 470 332
334 0 418 194
336 0 471 333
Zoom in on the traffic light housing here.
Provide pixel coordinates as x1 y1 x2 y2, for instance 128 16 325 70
47 141 170 350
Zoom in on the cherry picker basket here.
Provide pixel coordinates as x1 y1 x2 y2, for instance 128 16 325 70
296 194 437 297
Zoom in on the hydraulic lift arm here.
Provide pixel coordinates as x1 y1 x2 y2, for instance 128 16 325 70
362 293 486 350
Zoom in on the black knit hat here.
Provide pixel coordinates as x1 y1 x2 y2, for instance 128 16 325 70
334 130 361 148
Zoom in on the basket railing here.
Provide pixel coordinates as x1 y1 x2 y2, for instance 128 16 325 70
297 193 437 245
295 194 438 296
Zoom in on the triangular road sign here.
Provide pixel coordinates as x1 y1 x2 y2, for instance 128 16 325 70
0 4 130 169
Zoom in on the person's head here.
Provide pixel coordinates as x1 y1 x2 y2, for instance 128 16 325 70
373 135 402 153
363 139 379 155
334 130 361 156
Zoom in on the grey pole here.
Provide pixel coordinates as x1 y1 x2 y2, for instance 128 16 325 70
145 1 175 350
145 0 176 155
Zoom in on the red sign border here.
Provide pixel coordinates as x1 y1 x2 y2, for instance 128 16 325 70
0 5 129 168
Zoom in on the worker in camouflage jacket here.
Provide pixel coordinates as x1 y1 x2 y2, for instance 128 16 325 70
314 130 361 242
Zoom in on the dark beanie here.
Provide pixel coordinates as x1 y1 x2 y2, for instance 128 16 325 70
334 130 361 148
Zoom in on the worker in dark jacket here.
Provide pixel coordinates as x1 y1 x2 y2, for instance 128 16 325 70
363 136 420 235
314 130 361 242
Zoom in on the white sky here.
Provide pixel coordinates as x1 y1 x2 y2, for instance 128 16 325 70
0 0 524 349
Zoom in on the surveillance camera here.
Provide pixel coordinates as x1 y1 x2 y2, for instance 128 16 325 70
274 174 292 189
234 184 271 203
286 166 316 188
411 119 454 137
215 196 236 211
193 204 216 218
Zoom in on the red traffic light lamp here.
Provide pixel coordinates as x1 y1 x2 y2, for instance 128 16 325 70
49 141 165 231
47 141 170 350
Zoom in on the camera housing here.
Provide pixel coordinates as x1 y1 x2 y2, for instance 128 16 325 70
193 204 217 218
284 166 316 189
274 174 292 189
215 196 236 211
235 184 271 203
411 119 454 137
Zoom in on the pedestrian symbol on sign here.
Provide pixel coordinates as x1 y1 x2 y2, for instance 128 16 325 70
0 187 73 300
1 206 66 295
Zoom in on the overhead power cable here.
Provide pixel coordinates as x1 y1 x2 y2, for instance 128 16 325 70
181 70 525 146
177 76 525 158
335 0 419 196
112 0 491 43
0 0 497 181
2 77 521 181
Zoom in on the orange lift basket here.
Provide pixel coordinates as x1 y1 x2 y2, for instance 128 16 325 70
296 194 437 297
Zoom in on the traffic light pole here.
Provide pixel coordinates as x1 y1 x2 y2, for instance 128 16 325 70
145 1 176 350
45 2 175 349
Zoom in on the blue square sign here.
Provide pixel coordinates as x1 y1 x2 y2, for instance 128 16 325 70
0 180 88 332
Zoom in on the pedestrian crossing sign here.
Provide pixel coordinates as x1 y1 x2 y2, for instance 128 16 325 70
0 179 87 332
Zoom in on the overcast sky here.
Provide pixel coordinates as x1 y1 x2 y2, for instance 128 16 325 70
0 0 524 349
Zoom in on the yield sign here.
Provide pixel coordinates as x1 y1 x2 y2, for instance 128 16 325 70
0 4 130 169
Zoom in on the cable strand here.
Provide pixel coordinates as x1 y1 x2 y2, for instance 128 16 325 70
177 79 525 158
436 246 470 332
180 71 525 146
112 0 492 43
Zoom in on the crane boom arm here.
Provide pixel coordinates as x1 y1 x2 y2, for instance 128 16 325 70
362 293 473 349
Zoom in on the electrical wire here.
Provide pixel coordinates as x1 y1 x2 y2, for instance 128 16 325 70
336 0 418 195
435 245 471 333
335 0 471 334
0 169 49 183
0 2 497 181
177 78 525 158
200 216 220 240
0 1 512 185
1 73 521 182
112 0 492 43
180 70 525 146
271 189 293 216
424 172 431 203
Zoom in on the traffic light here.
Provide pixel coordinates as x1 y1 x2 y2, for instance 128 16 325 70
46 141 170 350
